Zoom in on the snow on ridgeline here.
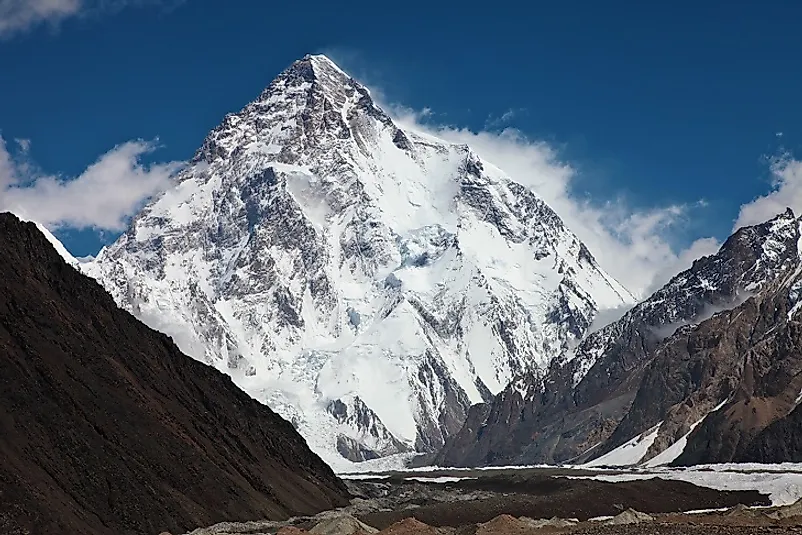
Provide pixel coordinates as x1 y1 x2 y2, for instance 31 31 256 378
83 54 635 466
643 399 729 468
31 222 79 267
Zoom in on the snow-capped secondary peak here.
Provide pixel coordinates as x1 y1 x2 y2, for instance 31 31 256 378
85 55 634 469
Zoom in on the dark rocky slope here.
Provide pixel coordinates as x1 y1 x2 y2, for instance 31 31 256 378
436 209 802 467
738 402 802 463
669 272 802 465
611 269 802 465
0 213 349 535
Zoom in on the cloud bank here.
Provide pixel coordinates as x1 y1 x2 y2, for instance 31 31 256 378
389 107 723 297
0 136 182 230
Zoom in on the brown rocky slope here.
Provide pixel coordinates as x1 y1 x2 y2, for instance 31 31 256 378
0 213 350 535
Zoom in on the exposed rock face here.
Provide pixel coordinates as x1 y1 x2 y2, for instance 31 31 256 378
437 209 802 466
738 404 802 463
0 213 349 535
84 54 634 465
670 273 802 465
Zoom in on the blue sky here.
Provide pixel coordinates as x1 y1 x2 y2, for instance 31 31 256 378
1 0 801 293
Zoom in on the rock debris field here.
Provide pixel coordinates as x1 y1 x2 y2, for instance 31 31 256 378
178 469 802 535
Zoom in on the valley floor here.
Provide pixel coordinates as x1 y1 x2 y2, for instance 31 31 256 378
183 465 802 535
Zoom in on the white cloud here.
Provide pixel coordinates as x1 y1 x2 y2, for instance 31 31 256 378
0 136 18 189
0 0 181 38
733 156 802 231
389 106 720 297
0 136 182 231
0 0 81 38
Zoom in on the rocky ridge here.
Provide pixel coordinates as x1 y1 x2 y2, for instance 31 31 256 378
436 209 802 467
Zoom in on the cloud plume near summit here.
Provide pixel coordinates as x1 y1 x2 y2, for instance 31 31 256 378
389 106 726 296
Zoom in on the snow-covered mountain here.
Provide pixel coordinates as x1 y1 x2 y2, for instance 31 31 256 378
436 209 802 467
84 54 634 467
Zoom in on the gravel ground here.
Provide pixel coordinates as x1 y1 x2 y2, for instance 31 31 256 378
569 526 802 534
347 475 767 529
188 469 797 535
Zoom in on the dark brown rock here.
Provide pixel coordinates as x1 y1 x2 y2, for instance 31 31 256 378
671 282 802 465
739 403 802 462
0 213 350 535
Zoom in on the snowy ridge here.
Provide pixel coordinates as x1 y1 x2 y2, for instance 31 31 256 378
36 223 79 267
568 208 802 388
575 214 802 468
84 55 634 466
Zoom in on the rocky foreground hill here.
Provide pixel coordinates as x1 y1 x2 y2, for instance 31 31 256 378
0 213 349 535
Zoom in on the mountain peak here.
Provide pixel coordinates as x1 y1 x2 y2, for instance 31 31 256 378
193 53 375 165
267 53 357 98
274 53 351 84
302 53 349 76
88 56 635 467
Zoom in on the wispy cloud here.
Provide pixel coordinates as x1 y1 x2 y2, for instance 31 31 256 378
389 106 720 297
485 108 526 130
733 155 802 231
0 135 182 230
0 0 81 39
0 0 182 38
